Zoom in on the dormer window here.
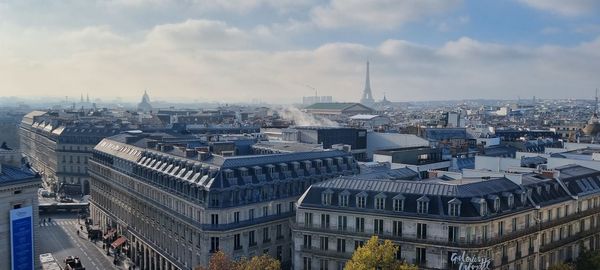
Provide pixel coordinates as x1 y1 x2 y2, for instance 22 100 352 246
393 194 405 212
239 168 248 177
253 166 262 175
322 189 333 205
472 198 488 216
291 162 300 171
375 193 386 210
224 169 234 179
339 190 350 207
503 192 514 209
356 192 368 208
448 198 462 217
554 183 559 191
315 160 322 168
520 191 526 205
417 196 430 214
303 161 311 170
266 165 275 175
545 184 551 194
279 163 288 172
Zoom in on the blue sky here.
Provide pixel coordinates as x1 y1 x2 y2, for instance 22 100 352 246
1 0 600 103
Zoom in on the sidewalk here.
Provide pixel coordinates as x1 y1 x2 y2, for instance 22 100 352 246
82 225 137 270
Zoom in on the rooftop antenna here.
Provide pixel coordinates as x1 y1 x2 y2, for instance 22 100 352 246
596 88 598 115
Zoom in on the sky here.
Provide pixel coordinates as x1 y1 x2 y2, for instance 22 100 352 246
1 0 600 104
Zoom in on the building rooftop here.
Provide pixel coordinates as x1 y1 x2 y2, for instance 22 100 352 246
0 164 39 186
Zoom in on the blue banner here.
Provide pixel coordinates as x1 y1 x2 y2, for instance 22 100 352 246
10 206 34 270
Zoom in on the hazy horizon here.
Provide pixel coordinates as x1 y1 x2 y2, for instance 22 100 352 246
2 0 600 103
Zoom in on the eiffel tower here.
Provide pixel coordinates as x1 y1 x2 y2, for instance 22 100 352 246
360 61 375 107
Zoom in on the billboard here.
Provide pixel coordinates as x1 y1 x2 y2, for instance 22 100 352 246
10 206 34 270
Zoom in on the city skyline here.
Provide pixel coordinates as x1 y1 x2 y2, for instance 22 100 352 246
1 1 600 103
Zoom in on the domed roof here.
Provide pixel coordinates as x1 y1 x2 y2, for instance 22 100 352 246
583 114 600 136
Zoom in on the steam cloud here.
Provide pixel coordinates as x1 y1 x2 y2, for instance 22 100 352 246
276 106 339 127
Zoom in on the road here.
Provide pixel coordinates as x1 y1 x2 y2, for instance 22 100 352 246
39 213 117 270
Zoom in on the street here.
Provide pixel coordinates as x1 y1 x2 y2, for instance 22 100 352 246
39 213 117 270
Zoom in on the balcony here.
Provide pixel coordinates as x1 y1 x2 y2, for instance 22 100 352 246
540 225 600 253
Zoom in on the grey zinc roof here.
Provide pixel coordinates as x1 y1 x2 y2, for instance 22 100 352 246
313 177 520 198
203 150 350 169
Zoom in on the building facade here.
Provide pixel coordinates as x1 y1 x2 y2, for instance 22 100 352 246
293 165 600 270
0 154 41 270
19 111 123 195
88 132 359 270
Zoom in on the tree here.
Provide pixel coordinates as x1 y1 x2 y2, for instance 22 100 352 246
548 262 573 270
195 251 281 270
576 249 600 270
345 236 417 270
195 251 233 270
235 254 281 270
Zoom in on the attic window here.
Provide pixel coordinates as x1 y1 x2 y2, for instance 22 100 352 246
554 183 559 191
494 197 501 211
393 194 405 212
339 191 350 207
520 192 526 205
448 198 462 217
322 190 333 205
356 192 367 208
536 186 542 195
507 194 514 208
481 201 488 216
375 193 386 210
417 196 430 214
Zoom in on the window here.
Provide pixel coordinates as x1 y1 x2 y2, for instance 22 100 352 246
338 216 347 231
303 257 312 270
482 225 489 241
234 234 242 250
512 217 517 232
565 205 570 216
556 208 561 219
448 226 459 243
321 214 330 229
320 259 329 270
374 219 384 235
393 195 405 211
375 194 386 210
396 245 402 260
249 230 256 246
320 236 329 250
480 201 488 216
234 212 240 224
417 223 427 239
322 191 332 205
339 192 349 207
263 227 270 243
498 221 504 237
305 212 313 227
417 196 430 214
547 209 552 221
303 235 312 249
416 247 427 265
354 240 364 250
263 206 269 217
210 237 220 253
494 197 501 212
274 224 282 240
249 209 255 221
356 193 367 208
393 221 402 237
448 199 461 217
277 204 282 215
211 214 219 225
337 239 346 253
525 214 531 228
355 217 365 233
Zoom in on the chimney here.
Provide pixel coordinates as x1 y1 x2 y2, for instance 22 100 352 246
146 141 158 149
541 170 555 178
197 151 211 161
160 144 174 152
185 149 196 158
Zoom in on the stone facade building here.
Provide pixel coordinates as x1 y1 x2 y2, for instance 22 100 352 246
294 165 600 270
88 131 359 269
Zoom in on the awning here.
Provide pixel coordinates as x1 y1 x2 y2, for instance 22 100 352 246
103 228 116 240
111 236 127 249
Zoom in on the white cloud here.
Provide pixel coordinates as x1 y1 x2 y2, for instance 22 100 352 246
1 18 600 103
517 0 600 16
310 0 462 29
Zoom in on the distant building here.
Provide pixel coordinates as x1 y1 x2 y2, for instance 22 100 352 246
303 103 373 119
0 148 41 270
137 90 153 113
348 114 391 130
283 126 368 161
302 96 333 106
19 111 125 195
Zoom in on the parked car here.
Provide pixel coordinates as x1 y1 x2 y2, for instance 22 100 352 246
64 256 85 270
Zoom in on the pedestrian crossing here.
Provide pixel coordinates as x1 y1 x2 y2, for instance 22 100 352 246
39 220 81 227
